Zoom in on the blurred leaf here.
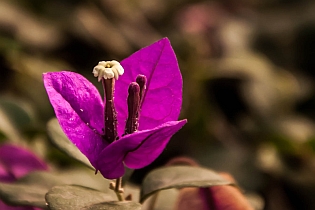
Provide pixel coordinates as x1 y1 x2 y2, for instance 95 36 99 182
275 115 315 144
45 185 141 210
0 98 32 130
75 4 132 56
174 172 255 210
47 118 94 170
85 201 142 210
0 1 63 51
0 106 23 143
0 168 116 208
0 131 6 142
306 138 315 154
124 183 140 203
270 134 296 154
256 144 284 175
140 166 232 202
245 193 265 210
0 171 63 208
142 188 179 210
59 167 113 194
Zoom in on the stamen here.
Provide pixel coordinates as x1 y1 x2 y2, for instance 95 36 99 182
124 82 140 135
136 74 147 105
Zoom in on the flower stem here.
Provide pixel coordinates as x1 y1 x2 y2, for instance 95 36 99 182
102 78 117 143
110 177 125 201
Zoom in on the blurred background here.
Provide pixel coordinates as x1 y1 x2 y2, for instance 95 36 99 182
1 0 315 209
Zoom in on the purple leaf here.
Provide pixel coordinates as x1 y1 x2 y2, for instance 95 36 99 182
96 120 187 179
116 38 183 136
43 72 108 165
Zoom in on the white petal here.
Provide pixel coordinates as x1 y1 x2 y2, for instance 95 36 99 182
92 60 124 81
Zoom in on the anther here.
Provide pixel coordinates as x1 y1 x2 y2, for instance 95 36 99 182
124 82 140 135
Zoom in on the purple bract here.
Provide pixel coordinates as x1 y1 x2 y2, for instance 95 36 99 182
43 38 187 179
0 144 48 210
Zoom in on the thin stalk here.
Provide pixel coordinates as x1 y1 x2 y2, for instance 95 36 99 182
110 177 125 201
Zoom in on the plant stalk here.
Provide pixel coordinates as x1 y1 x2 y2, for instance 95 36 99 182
112 177 124 201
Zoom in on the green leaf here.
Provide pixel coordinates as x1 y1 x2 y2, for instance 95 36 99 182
140 166 233 202
47 118 94 169
0 104 23 144
0 98 32 130
142 188 179 210
0 168 115 208
0 171 63 208
85 201 142 210
59 168 113 193
46 185 141 210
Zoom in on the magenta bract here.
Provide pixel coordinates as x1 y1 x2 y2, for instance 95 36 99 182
43 38 187 179
0 144 48 210
0 144 48 182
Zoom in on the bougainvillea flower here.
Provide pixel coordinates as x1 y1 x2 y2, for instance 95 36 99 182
0 144 48 210
43 38 187 179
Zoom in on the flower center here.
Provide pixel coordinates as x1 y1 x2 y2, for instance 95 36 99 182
93 60 124 81
93 61 147 143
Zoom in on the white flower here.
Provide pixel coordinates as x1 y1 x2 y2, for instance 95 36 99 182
92 60 124 81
